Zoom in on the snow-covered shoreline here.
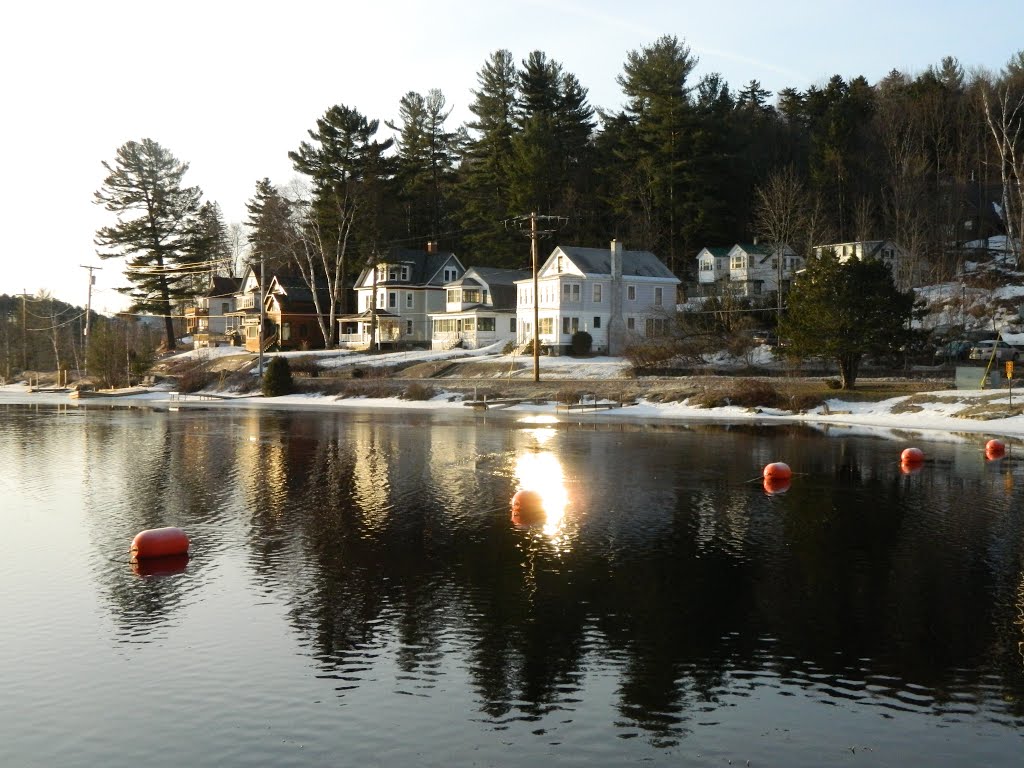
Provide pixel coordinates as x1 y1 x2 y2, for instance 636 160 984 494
4 380 1024 448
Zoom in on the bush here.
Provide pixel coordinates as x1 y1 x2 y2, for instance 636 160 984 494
691 378 787 409
570 330 593 356
289 356 320 377
262 356 293 397
401 382 435 401
177 366 216 393
825 378 842 390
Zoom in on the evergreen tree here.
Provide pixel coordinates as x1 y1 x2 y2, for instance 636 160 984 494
607 35 700 273
780 250 919 389
386 89 458 241
457 49 522 266
93 138 208 351
245 178 297 274
288 105 395 343
508 52 596 242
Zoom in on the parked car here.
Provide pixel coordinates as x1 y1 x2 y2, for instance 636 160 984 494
751 329 778 346
968 339 1019 363
933 339 973 363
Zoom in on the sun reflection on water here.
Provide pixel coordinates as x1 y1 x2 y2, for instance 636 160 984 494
514 422 569 538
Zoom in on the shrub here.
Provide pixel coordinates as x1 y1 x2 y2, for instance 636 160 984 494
570 330 593 356
402 382 435 401
289 356 320 377
556 388 583 404
262 356 293 397
177 367 216 393
825 378 842 390
691 378 787 409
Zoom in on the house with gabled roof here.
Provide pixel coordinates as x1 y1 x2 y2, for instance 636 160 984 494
696 246 732 291
185 274 241 348
339 243 465 349
516 240 679 356
695 242 802 298
429 266 530 350
812 239 913 286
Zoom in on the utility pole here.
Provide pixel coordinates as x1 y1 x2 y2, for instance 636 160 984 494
18 290 31 372
80 265 101 377
508 213 566 382
257 252 266 377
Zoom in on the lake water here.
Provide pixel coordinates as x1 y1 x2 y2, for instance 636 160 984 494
2 401 1023 767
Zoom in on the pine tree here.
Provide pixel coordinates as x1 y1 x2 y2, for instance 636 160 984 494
607 35 700 273
93 138 207 351
386 89 458 240
457 49 522 266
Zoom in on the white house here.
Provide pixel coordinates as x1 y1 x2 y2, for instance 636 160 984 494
429 267 529 350
184 275 241 348
515 240 680 355
707 242 802 298
696 246 732 289
812 239 913 285
339 244 465 349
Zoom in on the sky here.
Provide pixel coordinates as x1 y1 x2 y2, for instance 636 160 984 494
2 0 1021 315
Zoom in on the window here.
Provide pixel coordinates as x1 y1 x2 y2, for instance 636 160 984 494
281 322 291 341
593 284 602 303
731 254 745 269
388 292 397 308
464 289 481 303
509 318 516 332
539 318 554 335
444 267 458 282
221 302 229 315
562 283 580 302
627 285 636 301
593 317 601 329
626 317 635 331
377 265 387 281
654 287 663 306
433 318 456 334
406 292 413 308
447 289 459 303
645 318 668 337
771 258 778 269
401 266 409 281
389 266 398 280
478 317 495 332
464 318 475 332
562 317 579 334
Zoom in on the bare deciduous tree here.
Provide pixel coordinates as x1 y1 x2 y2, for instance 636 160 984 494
753 166 807 321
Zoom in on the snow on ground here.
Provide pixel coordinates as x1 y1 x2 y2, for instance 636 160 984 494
5 374 1024 448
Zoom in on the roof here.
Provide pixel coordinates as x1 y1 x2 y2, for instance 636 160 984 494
555 246 678 280
207 275 241 298
355 247 464 287
697 246 732 258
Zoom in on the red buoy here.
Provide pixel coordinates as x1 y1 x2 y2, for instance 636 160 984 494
510 490 545 526
985 439 1006 459
130 527 190 561
763 462 792 480
899 461 923 476
763 476 791 495
900 447 924 464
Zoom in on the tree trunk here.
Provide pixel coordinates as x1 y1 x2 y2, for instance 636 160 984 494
837 353 861 389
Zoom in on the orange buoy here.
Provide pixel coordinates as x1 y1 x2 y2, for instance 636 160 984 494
763 462 792 480
899 461 923 475
130 527 190 561
510 490 545 526
763 476 791 495
900 447 924 464
985 439 1006 458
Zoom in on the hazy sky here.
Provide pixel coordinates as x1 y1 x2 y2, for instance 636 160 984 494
2 0 1020 313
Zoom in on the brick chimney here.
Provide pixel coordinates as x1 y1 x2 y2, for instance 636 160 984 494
425 241 437 254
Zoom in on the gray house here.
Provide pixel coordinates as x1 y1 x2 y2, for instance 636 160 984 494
429 266 529 350
516 240 680 355
339 244 465 349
